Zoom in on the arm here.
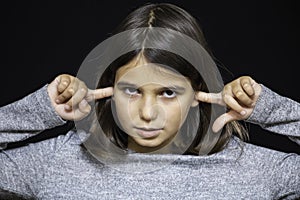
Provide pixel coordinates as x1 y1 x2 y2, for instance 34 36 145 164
195 76 299 144
0 74 113 145
0 146 42 198
246 85 300 143
0 85 66 144
0 75 112 197
0 85 65 132
0 129 79 198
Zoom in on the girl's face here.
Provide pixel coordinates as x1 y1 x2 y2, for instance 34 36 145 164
113 56 198 153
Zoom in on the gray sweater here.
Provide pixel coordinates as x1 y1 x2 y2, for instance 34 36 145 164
0 84 299 200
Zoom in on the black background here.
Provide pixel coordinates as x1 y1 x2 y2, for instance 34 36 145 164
2 0 299 154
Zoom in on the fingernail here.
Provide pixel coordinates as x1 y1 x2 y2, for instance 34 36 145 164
55 99 60 103
64 105 71 110
240 110 246 115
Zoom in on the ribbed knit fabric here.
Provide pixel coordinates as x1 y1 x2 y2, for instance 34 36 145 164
0 85 299 199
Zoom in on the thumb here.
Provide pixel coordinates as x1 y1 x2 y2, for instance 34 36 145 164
212 110 241 133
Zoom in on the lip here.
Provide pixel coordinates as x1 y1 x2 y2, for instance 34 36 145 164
134 127 163 138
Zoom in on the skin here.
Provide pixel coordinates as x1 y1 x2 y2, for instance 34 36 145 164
47 74 113 121
113 56 199 152
196 76 262 132
47 62 262 152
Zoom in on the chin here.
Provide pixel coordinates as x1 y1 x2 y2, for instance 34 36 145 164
134 138 164 148
128 132 177 153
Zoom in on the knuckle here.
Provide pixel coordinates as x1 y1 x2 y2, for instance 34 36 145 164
67 88 75 95
101 89 108 98
235 91 243 98
223 93 229 100
206 93 213 103
80 87 88 95
223 94 231 102
223 84 230 91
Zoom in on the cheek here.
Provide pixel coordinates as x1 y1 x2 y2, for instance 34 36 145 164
114 93 142 129
170 96 194 127
113 93 133 128
163 103 182 130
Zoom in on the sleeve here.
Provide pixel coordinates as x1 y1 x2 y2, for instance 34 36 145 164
0 85 66 144
272 152 300 198
246 84 300 144
0 130 79 198
0 147 42 198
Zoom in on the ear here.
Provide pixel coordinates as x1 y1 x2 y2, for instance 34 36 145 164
191 97 199 107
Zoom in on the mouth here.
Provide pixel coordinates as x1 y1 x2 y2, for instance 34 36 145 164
134 127 163 138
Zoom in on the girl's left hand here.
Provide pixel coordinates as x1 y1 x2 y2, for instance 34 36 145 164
195 76 262 133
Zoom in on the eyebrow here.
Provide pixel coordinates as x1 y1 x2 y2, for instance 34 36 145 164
116 81 186 92
116 81 137 88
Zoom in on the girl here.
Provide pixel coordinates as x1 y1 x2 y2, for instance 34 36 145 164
1 3 299 199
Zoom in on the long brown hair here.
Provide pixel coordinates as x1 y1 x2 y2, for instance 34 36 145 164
94 3 248 155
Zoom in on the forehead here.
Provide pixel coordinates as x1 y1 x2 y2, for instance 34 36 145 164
115 58 191 87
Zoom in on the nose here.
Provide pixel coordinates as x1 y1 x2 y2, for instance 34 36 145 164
139 95 158 122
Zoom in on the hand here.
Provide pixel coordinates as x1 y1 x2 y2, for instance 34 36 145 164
47 74 113 121
195 76 262 133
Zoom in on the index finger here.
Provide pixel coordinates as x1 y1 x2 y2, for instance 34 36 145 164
195 91 224 105
86 87 113 101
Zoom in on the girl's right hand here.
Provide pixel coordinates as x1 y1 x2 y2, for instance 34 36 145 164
47 74 113 121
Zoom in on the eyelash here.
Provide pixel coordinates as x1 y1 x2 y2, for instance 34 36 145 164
124 88 140 96
160 90 177 98
123 88 177 99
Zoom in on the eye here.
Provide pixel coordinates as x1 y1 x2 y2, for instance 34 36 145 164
124 87 139 96
161 90 176 98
